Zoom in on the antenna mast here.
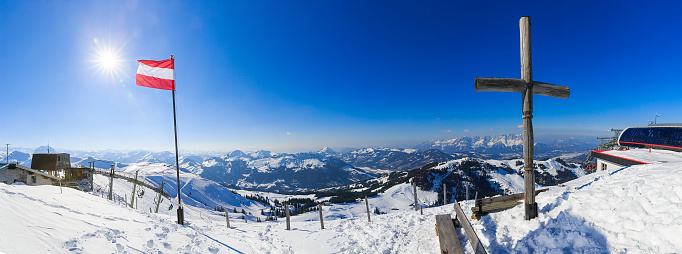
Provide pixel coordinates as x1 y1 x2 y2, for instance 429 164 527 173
5 144 9 164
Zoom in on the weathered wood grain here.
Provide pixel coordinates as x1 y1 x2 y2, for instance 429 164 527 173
319 203 324 229
285 204 291 230
413 181 419 211
453 201 488 254
479 188 548 206
472 201 523 213
365 197 371 223
475 78 570 99
435 214 465 254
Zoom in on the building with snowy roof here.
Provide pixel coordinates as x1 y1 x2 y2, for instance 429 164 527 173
591 125 682 171
0 163 60 185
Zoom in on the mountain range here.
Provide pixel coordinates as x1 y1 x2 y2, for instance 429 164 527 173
196 151 377 192
3 134 594 193
316 156 585 205
414 134 594 159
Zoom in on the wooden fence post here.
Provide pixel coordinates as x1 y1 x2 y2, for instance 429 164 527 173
285 203 291 230
413 181 418 211
365 197 371 223
318 203 324 229
466 184 469 201
59 180 62 194
443 183 447 205
225 209 231 228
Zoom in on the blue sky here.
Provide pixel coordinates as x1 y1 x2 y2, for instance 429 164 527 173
1 1 680 153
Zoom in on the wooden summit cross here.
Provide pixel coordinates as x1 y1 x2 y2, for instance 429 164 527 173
475 16 570 220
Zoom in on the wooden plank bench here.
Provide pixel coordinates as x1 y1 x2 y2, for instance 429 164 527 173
435 214 465 254
471 188 549 219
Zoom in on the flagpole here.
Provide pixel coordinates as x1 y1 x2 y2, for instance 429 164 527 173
171 54 184 225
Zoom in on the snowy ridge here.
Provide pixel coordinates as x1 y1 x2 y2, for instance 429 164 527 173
200 151 377 192
414 134 594 159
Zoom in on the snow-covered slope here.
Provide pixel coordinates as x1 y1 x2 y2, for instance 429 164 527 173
90 161 268 215
2 161 680 253
467 161 682 253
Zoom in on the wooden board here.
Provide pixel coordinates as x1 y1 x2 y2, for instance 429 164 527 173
475 78 570 99
472 201 523 213
453 202 487 254
478 188 548 206
435 214 464 254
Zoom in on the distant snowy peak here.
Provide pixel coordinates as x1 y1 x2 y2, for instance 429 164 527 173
414 134 591 158
317 147 338 155
350 147 418 155
420 134 523 151
249 150 274 159
228 150 248 158
33 146 58 154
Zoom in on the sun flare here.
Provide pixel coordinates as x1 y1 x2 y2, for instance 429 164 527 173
89 37 127 84
99 51 118 70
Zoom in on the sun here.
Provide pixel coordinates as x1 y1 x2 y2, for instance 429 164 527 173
99 51 118 70
89 37 127 84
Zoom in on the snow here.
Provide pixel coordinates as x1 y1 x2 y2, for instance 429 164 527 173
1 160 681 253
486 168 525 194
598 148 682 164
472 162 682 253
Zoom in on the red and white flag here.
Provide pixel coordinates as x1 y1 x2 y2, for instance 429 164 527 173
136 59 175 91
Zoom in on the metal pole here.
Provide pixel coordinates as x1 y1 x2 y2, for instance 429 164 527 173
130 171 138 208
108 164 114 200
155 180 165 213
89 162 94 192
170 55 184 225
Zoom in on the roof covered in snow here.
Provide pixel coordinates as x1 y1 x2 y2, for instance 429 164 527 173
592 148 682 165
